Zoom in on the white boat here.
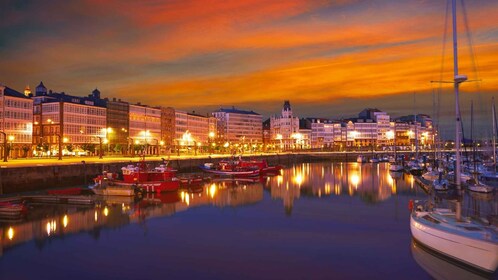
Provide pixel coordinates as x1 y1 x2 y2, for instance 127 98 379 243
389 163 404 172
411 239 492 280
356 155 366 163
369 157 379 163
432 178 449 191
410 0 498 274
410 205 498 272
466 182 495 194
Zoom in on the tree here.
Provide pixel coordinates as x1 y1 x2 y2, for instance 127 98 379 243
81 143 96 154
66 144 74 153
21 145 30 158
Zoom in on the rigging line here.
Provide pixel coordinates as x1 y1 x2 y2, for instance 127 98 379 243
461 0 485 138
435 0 450 140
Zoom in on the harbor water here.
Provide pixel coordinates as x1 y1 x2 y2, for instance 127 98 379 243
0 162 496 279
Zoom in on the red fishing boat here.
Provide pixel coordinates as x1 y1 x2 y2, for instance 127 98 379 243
199 157 261 177
92 159 180 196
237 159 283 175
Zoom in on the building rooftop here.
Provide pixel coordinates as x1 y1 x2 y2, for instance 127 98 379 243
2 86 31 99
214 107 260 116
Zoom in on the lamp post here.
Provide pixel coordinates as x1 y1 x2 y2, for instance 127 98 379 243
8 135 14 159
98 137 103 159
0 131 7 162
106 127 113 154
159 140 164 156
55 133 62 160
208 132 215 154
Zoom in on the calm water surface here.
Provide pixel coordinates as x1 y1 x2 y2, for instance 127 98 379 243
0 162 496 280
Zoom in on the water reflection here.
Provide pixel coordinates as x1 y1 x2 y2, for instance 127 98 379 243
266 162 416 213
0 161 495 278
411 239 493 280
0 179 263 256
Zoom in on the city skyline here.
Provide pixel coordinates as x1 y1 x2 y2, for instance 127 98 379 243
2 0 498 138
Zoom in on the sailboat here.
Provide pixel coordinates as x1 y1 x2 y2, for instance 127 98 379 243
410 0 498 273
477 98 498 190
389 122 404 172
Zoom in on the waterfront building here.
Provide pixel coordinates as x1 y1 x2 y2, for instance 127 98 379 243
173 110 216 154
32 82 106 157
270 101 300 150
394 114 434 150
262 119 271 151
212 107 262 152
105 96 130 155
0 85 33 159
161 107 175 154
304 118 337 149
128 103 161 155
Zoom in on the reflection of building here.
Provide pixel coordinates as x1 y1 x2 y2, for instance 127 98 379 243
178 182 263 209
0 85 33 158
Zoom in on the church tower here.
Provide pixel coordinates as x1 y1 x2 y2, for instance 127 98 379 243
282 100 292 118
24 85 31 96
35 81 47 96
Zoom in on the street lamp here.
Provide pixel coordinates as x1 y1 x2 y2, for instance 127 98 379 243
159 140 164 156
7 135 14 159
0 131 7 162
98 137 104 159
106 127 113 154
55 133 62 160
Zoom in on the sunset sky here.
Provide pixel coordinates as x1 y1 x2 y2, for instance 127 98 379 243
2 0 498 138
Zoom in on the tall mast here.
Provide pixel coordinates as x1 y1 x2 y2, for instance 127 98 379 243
492 97 497 170
452 0 465 190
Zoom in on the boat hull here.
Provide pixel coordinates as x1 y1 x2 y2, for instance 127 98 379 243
198 165 260 177
91 186 136 196
410 213 498 272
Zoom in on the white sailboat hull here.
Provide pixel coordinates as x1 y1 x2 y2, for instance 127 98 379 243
410 212 498 273
389 163 404 172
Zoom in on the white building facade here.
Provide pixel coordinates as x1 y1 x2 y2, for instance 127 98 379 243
0 85 33 158
270 101 300 150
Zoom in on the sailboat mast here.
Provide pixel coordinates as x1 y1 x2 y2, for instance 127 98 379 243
492 97 497 169
452 0 462 190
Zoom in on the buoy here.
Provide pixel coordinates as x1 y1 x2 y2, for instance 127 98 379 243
408 200 414 212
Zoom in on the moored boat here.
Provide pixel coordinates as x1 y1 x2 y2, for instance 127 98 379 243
92 159 180 195
199 162 260 177
237 159 283 175
410 202 498 273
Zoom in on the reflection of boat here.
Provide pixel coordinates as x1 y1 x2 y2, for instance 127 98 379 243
411 239 491 280
211 177 262 184
0 201 27 219
389 170 402 180
142 192 181 204
199 162 260 177
92 158 180 195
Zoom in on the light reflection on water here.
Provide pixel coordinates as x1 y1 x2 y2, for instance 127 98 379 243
0 162 496 279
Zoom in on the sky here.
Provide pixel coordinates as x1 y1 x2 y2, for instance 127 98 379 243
1 0 498 139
